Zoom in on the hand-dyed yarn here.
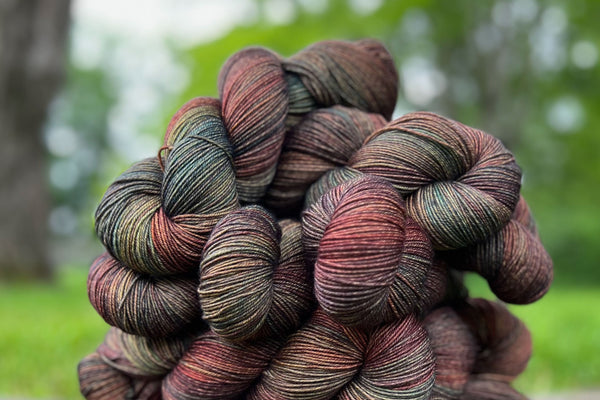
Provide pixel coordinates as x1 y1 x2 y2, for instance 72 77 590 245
95 39 398 276
96 327 192 378
80 37 552 400
266 106 386 213
78 352 162 400
424 298 531 400
459 298 532 379
303 175 438 326
350 111 522 250
96 101 239 276
283 39 398 122
248 309 434 400
199 205 314 342
446 196 553 304
87 253 199 337
162 330 283 400
424 306 478 399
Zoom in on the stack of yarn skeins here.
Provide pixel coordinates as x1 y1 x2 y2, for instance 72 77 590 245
78 39 553 400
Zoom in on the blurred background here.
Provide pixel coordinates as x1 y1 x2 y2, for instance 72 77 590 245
1 0 598 398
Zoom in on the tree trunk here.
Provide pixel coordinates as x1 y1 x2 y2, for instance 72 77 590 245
0 0 71 280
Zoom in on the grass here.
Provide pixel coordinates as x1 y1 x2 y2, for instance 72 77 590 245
0 269 598 399
0 267 106 399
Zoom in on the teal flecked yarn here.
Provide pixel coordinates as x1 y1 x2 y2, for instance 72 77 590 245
95 99 239 276
199 206 314 342
79 38 554 400
96 327 193 379
87 253 200 337
95 39 399 276
350 111 522 250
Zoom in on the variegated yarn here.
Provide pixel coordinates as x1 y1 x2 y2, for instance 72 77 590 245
79 38 552 400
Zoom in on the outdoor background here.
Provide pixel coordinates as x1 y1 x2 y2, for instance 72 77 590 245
1 0 599 398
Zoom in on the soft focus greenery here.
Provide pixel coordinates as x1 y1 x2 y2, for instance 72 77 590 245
2 0 598 398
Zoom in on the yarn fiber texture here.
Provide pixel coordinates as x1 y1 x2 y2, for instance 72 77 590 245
424 298 532 400
79 38 553 400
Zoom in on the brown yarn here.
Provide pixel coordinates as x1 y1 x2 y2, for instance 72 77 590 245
248 309 435 400
87 253 200 337
302 175 438 327
424 298 531 400
446 196 553 304
78 352 162 400
199 205 314 342
266 106 386 213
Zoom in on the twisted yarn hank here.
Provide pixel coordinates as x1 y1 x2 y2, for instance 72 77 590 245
87 253 199 337
424 298 531 400
302 175 440 327
79 37 554 400
199 205 314 342
248 309 435 400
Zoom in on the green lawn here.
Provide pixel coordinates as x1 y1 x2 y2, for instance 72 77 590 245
0 267 106 399
0 269 598 399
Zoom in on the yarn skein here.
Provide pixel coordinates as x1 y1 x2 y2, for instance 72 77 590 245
96 327 193 379
424 307 479 399
266 106 386 214
96 100 239 276
161 330 283 400
78 352 162 400
350 111 522 250
303 175 438 327
87 253 200 337
424 298 531 400
199 205 314 342
446 196 553 304
248 309 435 400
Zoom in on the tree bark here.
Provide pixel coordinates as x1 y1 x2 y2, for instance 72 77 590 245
0 0 71 280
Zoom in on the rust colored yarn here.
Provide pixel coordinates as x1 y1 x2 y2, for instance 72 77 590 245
87 253 199 337
248 309 435 400
199 205 314 342
302 175 439 327
162 331 283 400
424 298 531 400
